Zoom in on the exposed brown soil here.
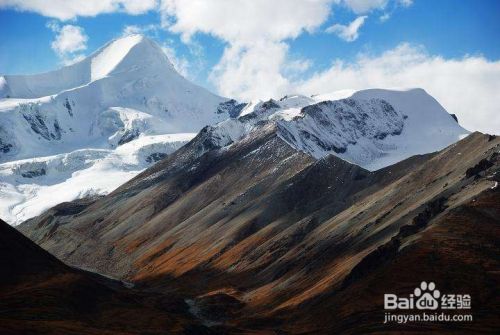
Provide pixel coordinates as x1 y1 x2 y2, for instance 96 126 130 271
0 219 217 334
11 131 500 333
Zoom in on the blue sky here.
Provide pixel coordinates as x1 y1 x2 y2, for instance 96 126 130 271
0 0 499 133
1 1 499 77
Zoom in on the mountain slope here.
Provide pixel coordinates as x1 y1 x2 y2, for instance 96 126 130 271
0 218 215 334
287 189 499 334
19 124 499 333
0 34 241 224
206 88 468 171
0 37 468 225
0 34 235 160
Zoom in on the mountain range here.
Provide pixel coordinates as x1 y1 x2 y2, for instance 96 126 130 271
0 35 468 225
1 35 499 334
0 34 237 224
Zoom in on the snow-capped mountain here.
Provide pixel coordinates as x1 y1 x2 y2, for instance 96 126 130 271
197 88 469 171
0 34 240 160
0 34 240 224
0 34 469 225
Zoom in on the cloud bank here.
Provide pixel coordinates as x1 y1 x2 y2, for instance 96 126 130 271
160 0 334 100
326 16 367 41
47 22 88 65
298 44 500 134
157 1 499 134
0 0 158 20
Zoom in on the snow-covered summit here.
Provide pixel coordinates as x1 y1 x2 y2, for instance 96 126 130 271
0 34 237 162
200 88 469 171
0 34 239 224
0 35 175 98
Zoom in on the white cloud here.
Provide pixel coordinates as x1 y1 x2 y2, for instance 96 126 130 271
283 58 313 77
0 0 158 20
47 22 88 65
377 0 413 22
379 12 391 22
159 0 333 43
159 0 334 100
210 41 291 100
342 0 388 13
297 44 500 134
326 16 367 42
121 24 159 37
50 24 87 54
122 24 146 36
120 0 158 14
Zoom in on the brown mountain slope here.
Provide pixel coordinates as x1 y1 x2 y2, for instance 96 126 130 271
280 188 500 334
18 125 428 287
0 219 215 334
18 131 500 333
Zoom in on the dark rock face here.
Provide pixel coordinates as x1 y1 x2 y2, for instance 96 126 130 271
260 99 280 110
146 152 168 163
279 98 406 157
21 168 46 178
52 119 62 140
302 98 404 140
276 122 296 142
217 99 247 118
192 125 232 154
0 138 13 153
20 103 63 141
450 113 458 122
22 111 51 140
118 129 139 146
238 99 281 122
465 154 497 178
299 129 347 153
63 98 74 117
306 98 404 141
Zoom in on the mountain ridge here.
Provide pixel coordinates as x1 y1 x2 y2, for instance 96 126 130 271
18 128 500 333
0 35 176 98
0 218 216 334
200 88 468 170
0 35 237 224
0 35 471 225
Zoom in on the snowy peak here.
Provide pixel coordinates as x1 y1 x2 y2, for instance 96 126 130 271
278 97 406 156
90 34 179 81
91 34 145 81
0 35 238 224
201 88 469 170
0 34 177 99
0 34 231 161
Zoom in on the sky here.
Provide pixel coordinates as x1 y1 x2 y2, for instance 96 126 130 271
0 0 499 133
